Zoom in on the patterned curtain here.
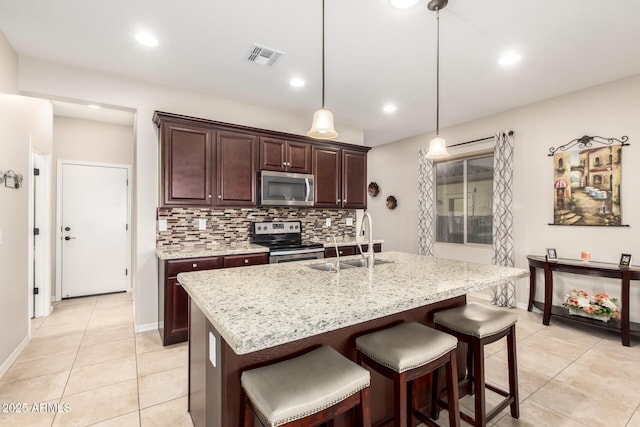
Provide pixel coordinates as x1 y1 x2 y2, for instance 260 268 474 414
418 148 434 256
491 131 516 307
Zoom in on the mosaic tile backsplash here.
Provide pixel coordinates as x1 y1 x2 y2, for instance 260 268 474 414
156 207 357 248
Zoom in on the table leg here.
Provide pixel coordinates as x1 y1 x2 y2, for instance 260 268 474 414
543 264 553 326
527 266 536 312
621 271 631 347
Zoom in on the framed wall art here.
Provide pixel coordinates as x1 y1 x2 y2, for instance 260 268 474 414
549 135 629 226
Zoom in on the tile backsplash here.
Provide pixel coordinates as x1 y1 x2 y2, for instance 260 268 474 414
156 207 357 248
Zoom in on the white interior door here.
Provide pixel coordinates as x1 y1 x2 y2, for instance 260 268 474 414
61 163 129 298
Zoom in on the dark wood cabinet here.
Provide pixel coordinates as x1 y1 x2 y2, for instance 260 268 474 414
260 138 311 174
324 243 382 258
160 122 213 206
159 252 269 345
313 147 368 209
159 257 223 345
342 149 367 209
154 111 369 209
313 146 342 208
215 131 258 206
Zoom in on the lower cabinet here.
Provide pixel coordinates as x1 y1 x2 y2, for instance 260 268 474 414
324 243 382 258
158 252 268 345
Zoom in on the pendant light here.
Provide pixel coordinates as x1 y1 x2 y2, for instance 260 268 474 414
307 0 338 139
425 0 449 160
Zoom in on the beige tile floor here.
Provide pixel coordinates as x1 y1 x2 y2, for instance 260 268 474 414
1 292 639 426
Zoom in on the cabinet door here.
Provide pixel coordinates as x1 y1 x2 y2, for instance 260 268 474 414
161 122 213 206
165 278 189 345
286 141 312 174
313 146 341 208
259 137 287 171
342 149 367 209
325 245 357 258
216 131 258 206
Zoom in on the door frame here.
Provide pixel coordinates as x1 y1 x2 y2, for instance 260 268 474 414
55 160 132 301
29 142 53 319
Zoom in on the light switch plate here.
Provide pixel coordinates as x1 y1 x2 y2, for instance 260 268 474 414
158 219 167 232
198 218 207 230
325 218 331 227
346 218 353 226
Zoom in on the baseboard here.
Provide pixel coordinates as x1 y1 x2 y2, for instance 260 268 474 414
135 322 158 333
0 335 30 380
469 291 529 310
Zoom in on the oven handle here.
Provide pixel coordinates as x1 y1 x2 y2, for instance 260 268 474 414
270 247 325 256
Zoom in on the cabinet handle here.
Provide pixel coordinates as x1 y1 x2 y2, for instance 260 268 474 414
218 195 222 199
244 259 249 264
192 263 198 268
337 199 341 203
339 251 343 255
208 194 212 199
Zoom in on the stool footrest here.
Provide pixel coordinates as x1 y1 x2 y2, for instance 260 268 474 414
485 382 509 397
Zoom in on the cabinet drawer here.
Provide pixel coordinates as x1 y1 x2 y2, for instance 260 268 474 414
166 257 223 277
325 246 357 258
224 253 269 268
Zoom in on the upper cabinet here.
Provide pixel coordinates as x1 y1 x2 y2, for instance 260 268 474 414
259 138 311 174
216 131 258 206
154 111 369 209
313 147 368 209
160 121 213 206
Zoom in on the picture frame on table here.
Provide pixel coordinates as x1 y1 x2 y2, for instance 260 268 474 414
546 248 558 261
619 253 632 267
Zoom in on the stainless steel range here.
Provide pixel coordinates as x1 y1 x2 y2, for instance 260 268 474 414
251 221 325 263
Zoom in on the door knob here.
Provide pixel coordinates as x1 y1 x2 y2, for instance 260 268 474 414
64 236 76 241
64 226 71 231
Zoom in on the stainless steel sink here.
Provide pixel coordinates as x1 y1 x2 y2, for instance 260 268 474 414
341 258 394 268
307 262 355 272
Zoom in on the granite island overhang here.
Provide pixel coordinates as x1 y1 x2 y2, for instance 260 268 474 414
178 251 529 427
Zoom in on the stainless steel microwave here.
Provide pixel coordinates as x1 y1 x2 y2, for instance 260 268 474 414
259 171 314 207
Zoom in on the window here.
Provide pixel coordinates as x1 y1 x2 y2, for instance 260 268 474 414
435 154 494 245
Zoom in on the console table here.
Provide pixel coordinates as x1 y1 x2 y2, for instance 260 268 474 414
527 255 640 346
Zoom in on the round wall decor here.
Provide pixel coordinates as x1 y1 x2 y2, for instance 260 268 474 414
386 195 397 209
368 182 380 197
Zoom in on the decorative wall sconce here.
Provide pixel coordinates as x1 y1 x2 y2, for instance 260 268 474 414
386 195 397 210
368 182 380 197
0 170 24 189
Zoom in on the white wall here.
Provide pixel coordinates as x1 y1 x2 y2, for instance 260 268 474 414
0 30 18 94
18 57 365 331
368 75 640 310
0 94 52 375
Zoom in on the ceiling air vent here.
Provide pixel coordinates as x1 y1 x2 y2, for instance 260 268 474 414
247 43 284 66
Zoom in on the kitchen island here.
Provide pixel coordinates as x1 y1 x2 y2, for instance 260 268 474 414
178 251 528 427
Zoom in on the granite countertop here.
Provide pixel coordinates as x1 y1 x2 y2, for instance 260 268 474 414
156 243 269 260
178 251 529 355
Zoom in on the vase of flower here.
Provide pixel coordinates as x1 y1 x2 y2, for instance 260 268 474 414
563 289 619 323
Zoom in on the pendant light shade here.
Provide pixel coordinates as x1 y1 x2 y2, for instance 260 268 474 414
425 0 449 160
308 108 338 139
308 0 338 139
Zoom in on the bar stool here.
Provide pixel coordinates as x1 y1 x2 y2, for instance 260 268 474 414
433 302 519 427
241 346 371 427
355 321 460 427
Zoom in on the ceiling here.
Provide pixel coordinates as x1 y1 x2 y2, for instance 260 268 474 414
1 0 640 146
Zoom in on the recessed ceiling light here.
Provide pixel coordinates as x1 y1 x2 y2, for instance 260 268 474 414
383 104 397 113
498 51 522 66
289 78 305 88
135 31 159 47
87 104 101 110
390 0 420 9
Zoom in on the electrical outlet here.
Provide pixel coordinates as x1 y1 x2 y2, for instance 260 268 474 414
198 218 207 230
325 218 331 227
158 220 167 232
346 218 353 226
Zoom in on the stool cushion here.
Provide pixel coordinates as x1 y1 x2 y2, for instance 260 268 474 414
241 346 370 427
433 302 518 338
355 322 457 373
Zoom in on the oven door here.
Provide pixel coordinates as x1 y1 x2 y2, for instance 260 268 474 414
269 248 325 264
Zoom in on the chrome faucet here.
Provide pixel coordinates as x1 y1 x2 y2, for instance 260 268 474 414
359 212 374 268
331 234 340 272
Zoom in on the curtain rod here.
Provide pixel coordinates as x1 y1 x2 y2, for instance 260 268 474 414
448 130 514 148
